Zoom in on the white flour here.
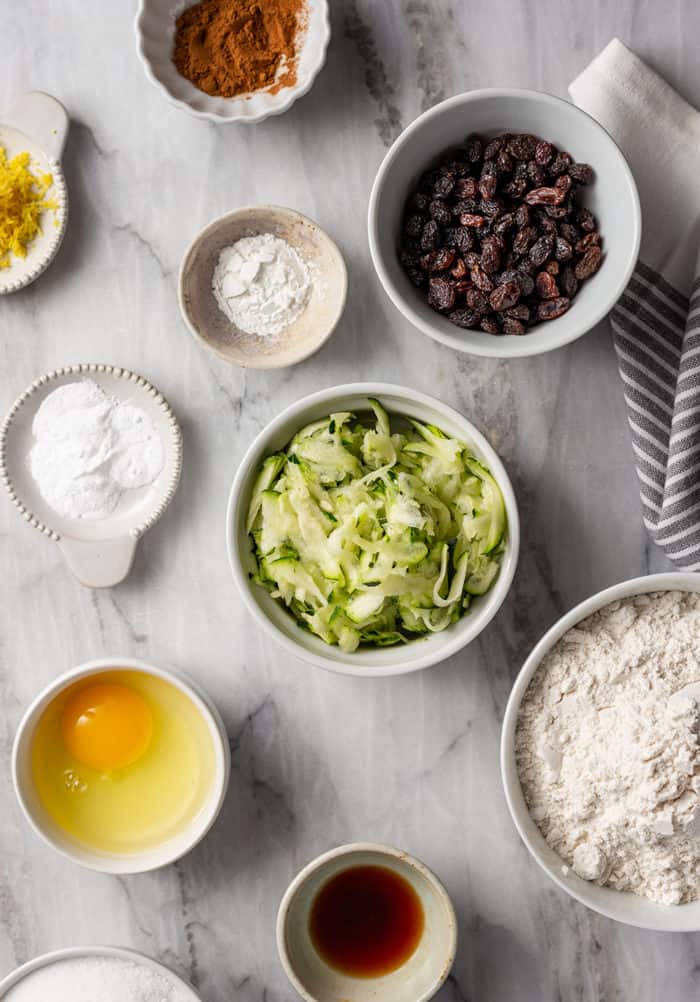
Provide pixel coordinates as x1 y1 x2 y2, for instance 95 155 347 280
29 380 164 520
212 232 311 337
3 955 190 1001
516 591 700 905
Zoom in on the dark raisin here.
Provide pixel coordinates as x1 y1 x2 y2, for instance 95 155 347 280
554 174 573 198
527 161 546 187
496 149 514 174
569 162 594 184
470 264 494 293
459 213 487 228
515 204 530 229
466 288 490 314
544 260 559 276
479 162 498 200
454 177 477 199
549 152 572 176
464 251 480 268
555 237 573 261
558 222 579 244
432 169 456 199
574 245 603 280
427 277 456 311
480 316 502 334
404 213 426 238
450 257 468 279
481 237 502 274
515 269 535 296
490 281 521 311
535 140 554 165
513 226 537 256
525 186 564 206
448 309 480 329
508 134 538 160
421 219 440 251
465 134 484 162
452 198 479 216
484 136 505 159
537 296 571 320
536 271 559 299
504 303 530 322
429 200 452 225
420 248 456 272
575 232 601 253
502 316 526 335
560 266 578 298
493 212 515 236
544 204 569 218
529 235 553 267
576 207 596 232
411 191 429 212
479 198 503 218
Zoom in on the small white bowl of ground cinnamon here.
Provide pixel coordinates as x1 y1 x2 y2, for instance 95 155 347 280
135 0 330 123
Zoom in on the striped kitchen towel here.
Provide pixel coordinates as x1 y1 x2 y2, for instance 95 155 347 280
570 39 700 569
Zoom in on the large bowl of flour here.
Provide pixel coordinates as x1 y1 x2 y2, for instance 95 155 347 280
501 572 700 931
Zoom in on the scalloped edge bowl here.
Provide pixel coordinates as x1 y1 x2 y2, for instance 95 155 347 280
0 364 183 587
135 0 330 123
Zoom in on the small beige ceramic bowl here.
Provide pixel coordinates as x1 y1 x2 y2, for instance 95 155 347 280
12 657 230 874
178 206 347 369
277 843 457 1002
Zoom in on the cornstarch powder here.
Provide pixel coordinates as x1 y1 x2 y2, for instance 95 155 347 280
516 591 700 905
3 955 193 1001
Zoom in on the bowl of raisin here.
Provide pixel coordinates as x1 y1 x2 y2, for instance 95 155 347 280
368 89 641 357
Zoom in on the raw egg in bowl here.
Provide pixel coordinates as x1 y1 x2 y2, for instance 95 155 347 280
12 658 230 872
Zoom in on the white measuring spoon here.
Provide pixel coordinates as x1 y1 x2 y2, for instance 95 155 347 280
0 91 69 294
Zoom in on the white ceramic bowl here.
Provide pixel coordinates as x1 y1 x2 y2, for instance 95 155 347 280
0 364 183 587
277 843 457 1002
12 657 230 874
0 946 203 999
227 382 519 676
368 88 641 358
0 92 69 294
135 0 330 123
179 206 347 369
501 572 700 931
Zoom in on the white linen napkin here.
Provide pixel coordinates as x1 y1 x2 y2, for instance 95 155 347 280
570 39 700 569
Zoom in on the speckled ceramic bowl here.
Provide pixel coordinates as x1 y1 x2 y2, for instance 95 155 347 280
135 0 330 123
179 206 347 369
501 572 700 932
277 844 457 1002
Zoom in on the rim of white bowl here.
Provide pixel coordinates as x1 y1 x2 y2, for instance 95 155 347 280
133 0 331 123
226 382 520 677
501 571 700 931
11 657 231 874
276 842 458 1002
367 87 642 359
177 204 348 369
0 945 203 999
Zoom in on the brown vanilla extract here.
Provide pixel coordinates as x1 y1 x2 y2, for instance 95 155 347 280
309 864 425 978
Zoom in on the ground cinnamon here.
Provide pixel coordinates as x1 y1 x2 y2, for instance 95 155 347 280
173 0 306 99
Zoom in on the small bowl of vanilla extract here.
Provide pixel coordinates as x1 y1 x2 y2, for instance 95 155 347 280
276 843 457 1002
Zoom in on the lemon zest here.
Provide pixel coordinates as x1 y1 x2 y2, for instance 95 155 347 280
0 146 57 269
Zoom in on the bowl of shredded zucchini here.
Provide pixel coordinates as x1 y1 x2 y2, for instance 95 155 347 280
227 384 519 675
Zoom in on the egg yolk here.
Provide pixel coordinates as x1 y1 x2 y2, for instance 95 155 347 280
60 682 153 771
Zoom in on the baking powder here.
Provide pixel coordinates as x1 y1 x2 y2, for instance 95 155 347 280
212 232 311 337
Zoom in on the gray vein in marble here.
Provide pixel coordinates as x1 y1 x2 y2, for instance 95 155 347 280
344 0 403 145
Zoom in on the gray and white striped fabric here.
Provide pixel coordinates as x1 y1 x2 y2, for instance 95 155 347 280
611 262 700 569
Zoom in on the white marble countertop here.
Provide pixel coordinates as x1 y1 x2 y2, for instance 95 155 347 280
1 2 698 1000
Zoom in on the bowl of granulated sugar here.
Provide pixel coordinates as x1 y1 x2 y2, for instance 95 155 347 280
0 946 203 1001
